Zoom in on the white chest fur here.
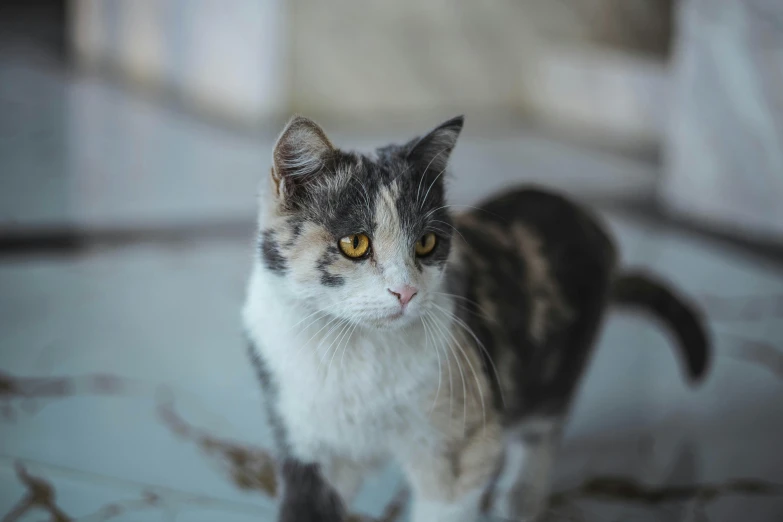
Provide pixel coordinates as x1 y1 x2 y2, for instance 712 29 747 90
242 266 444 463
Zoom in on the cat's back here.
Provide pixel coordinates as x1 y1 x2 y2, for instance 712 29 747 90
453 186 616 303
448 186 618 418
462 187 614 262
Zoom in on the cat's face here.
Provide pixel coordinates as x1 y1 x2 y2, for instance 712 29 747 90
258 116 464 329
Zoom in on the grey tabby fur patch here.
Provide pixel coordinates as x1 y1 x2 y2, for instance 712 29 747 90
260 230 287 274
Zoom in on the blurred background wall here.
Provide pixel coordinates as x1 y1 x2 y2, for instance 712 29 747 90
68 0 673 141
69 0 286 124
664 0 783 242
65 0 783 244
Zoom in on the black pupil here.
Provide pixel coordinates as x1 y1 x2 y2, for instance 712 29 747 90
352 236 359 249
421 236 427 245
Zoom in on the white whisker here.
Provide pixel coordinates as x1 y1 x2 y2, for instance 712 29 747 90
431 304 486 436
425 311 453 422
318 318 353 369
296 315 344 372
352 175 373 218
432 292 492 320
429 219 469 246
427 308 467 434
291 308 330 335
421 315 442 416
289 314 341 366
415 148 449 209
300 314 340 347
431 301 506 408
419 164 449 212
339 319 362 371
392 162 414 183
326 314 361 375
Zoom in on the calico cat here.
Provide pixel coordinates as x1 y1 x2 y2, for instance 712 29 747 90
242 115 709 521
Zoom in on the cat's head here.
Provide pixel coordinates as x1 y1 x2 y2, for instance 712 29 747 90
257 115 463 329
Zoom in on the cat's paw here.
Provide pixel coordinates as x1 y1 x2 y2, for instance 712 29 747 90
278 497 347 522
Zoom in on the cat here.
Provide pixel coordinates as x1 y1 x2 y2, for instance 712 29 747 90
242 115 710 522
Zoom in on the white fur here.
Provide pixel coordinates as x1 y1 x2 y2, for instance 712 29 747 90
243 264 452 464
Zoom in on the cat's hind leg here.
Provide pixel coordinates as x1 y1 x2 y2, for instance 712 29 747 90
490 418 562 521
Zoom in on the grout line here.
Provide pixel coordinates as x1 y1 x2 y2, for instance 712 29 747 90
0 454 275 515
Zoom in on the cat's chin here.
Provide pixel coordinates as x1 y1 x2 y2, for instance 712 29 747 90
365 310 419 330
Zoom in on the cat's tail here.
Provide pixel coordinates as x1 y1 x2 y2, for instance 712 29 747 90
611 270 710 383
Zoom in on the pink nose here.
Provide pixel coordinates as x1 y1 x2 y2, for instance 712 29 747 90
388 285 418 307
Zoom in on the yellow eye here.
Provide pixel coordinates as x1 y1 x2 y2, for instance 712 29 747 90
415 233 437 257
339 233 371 259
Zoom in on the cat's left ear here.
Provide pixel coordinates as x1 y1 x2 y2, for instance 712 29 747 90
406 115 464 174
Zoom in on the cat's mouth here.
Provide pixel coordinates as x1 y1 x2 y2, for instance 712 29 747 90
369 307 420 329
352 299 426 329
367 310 403 325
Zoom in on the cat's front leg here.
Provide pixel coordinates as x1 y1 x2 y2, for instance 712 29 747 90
278 458 347 522
321 455 370 508
401 424 503 522
410 488 486 522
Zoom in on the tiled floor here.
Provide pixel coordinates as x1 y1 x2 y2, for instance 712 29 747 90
1 55 782 521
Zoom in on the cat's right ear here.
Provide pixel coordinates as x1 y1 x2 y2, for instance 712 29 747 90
271 115 335 203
